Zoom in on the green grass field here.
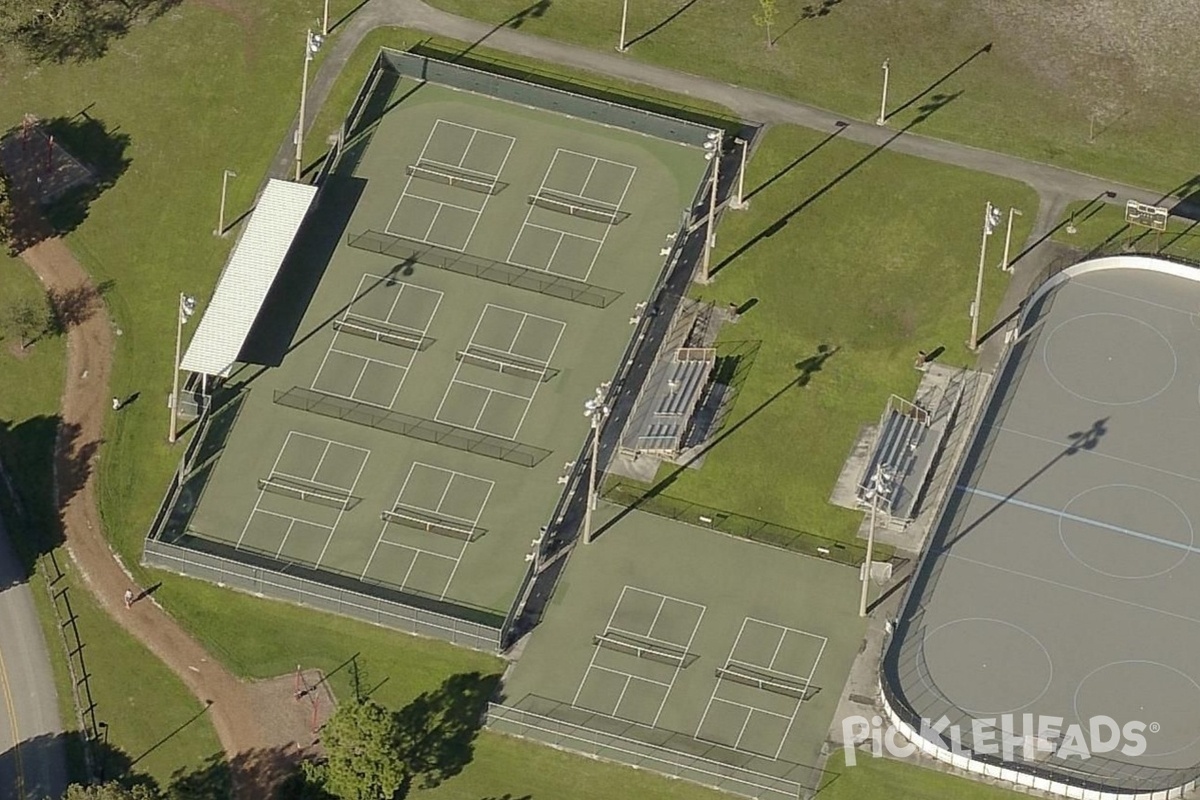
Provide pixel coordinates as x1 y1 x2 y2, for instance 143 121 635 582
660 124 1036 541
0 5 1036 798
1052 201 1200 263
425 0 1200 194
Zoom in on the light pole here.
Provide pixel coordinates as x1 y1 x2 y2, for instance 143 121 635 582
1000 207 1022 272
323 0 330 36
730 138 749 210
700 131 721 283
876 59 890 125
859 467 893 617
169 293 197 444
970 202 1002 351
295 29 324 181
617 0 629 52
582 386 610 544
215 169 236 236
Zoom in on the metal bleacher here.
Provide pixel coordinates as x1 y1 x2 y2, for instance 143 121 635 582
858 396 930 520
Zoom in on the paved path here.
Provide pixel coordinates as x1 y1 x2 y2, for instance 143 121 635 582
15 4 1189 797
293 0 1195 215
19 239 276 799
0 514 67 800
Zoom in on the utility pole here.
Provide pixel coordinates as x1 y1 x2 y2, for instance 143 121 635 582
169 293 197 444
970 202 1002 351
700 131 721 282
295 29 324 181
617 0 629 51
1000 207 1022 272
876 59 890 125
215 169 236 236
582 387 610 544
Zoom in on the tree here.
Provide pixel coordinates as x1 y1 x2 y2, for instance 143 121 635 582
0 0 181 64
1 295 50 349
753 0 778 48
317 698 405 800
65 783 160 800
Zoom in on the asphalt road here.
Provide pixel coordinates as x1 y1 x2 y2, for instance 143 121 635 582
0 513 67 800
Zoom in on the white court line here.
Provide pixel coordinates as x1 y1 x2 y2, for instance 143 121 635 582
481 302 569 336
956 484 1200 556
236 435 296 549
984 422 1200 486
524 220 605 244
256 508 333 532
400 190 482 217
580 163 636 283
505 148 570 265
314 448 371 568
773 632 827 759
439 476 493 599
270 470 349 495
651 600 705 727
453 377 533 403
376 539 457 562
327 348 411 372
592 664 672 690
508 316 567 438
606 626 690 652
573 588 641 708
419 155 496 180
711 697 792 722
1074 278 1197 317
945 550 1200 627
558 147 639 174
459 132 515 252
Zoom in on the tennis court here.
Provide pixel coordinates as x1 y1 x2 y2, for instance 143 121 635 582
311 275 443 408
386 118 515 251
496 508 864 799
508 148 637 281
884 259 1200 795
170 59 710 624
434 303 565 439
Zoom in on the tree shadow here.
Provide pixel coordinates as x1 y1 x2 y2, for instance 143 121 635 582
626 0 703 49
394 671 502 794
0 416 67 582
46 279 115 335
711 92 961 278
1 0 184 64
1 115 131 253
774 0 845 46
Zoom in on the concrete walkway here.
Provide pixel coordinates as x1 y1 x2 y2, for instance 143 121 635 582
0 514 66 800
291 0 1191 214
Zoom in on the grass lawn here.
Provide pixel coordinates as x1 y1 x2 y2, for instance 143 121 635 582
821 750 1023 800
424 0 1200 193
1052 201 1200 263
644 124 1038 542
0 7 1031 799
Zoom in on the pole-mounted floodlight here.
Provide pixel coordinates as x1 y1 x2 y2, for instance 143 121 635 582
295 29 325 181
969 202 1002 351
1000 207 1023 272
215 169 237 236
859 466 894 617
700 131 722 283
877 59 891 125
169 293 198 443
582 387 611 545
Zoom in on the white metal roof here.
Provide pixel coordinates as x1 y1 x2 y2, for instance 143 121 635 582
181 179 317 377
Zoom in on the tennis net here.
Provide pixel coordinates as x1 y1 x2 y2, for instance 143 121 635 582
381 507 485 542
407 161 500 195
528 190 627 225
594 632 689 668
456 348 550 382
715 665 810 700
258 477 353 511
334 317 429 351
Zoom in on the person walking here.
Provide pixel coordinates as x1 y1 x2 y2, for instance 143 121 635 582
124 589 134 609
112 397 121 411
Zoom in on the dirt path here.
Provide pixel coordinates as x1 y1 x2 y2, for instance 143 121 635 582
19 239 278 797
